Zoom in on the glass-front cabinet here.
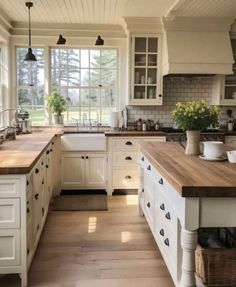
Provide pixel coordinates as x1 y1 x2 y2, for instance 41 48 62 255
212 39 236 106
129 34 163 105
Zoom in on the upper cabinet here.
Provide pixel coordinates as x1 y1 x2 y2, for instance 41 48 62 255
129 34 163 106
212 39 236 106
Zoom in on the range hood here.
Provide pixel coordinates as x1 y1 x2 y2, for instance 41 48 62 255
162 17 235 75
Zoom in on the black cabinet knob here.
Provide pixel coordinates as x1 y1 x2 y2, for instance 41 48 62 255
142 188 144 193
147 165 151 171
27 207 30 214
125 175 132 180
147 202 151 208
125 156 132 160
125 141 132 145
164 238 169 246
159 178 163 185
42 181 44 185
50 149 52 152
35 168 39 174
160 203 165 210
81 156 84 159
52 142 54 145
141 156 144 161
159 94 162 98
165 212 171 220
86 156 88 159
46 150 50 154
41 161 44 165
159 229 164 236
46 165 49 168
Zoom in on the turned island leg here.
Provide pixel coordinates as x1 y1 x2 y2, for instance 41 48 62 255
180 228 198 287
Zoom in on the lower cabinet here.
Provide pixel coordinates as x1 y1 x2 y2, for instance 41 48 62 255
0 136 60 287
61 152 107 189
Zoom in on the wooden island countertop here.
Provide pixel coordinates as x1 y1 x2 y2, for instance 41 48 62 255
0 132 60 174
140 141 236 197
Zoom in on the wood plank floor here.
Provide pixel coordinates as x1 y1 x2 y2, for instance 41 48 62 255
0 195 174 287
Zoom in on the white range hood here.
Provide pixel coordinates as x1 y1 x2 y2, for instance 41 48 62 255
161 17 235 75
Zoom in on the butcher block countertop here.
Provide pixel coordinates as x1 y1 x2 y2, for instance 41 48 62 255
0 132 60 174
140 141 236 198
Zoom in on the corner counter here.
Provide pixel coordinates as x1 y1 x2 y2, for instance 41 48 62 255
139 142 236 287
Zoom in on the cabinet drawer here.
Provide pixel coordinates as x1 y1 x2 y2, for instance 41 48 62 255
0 199 20 229
0 229 20 266
112 138 141 151
0 178 23 198
143 185 155 232
113 151 139 166
112 168 139 189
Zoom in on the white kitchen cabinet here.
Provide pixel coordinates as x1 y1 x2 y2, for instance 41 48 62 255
129 34 163 105
107 136 166 195
61 152 107 189
0 136 59 287
212 39 236 106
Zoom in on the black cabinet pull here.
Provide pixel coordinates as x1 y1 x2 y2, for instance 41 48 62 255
50 149 52 152
86 156 88 159
35 193 39 200
125 156 132 160
42 181 44 185
160 229 165 236
165 212 171 220
159 178 163 185
41 161 44 165
27 180 29 186
147 202 151 208
125 175 132 180
147 165 151 171
27 248 29 255
160 203 165 211
141 156 144 161
42 207 45 216
46 165 49 168
125 141 132 145
142 188 144 192
52 142 54 145
46 150 50 154
81 156 84 159
164 238 169 246
35 168 39 174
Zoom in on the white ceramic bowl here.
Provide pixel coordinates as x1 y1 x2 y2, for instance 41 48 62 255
227 151 236 163
203 141 224 159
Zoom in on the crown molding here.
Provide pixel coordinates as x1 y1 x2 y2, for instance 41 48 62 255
162 16 235 32
122 17 163 34
10 22 126 38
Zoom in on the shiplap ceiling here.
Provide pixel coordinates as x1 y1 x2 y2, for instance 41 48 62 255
0 0 235 27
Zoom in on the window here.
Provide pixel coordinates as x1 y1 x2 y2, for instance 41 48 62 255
16 48 45 125
51 48 118 125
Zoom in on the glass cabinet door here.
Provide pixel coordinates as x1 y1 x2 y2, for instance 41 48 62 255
131 35 162 105
224 39 236 101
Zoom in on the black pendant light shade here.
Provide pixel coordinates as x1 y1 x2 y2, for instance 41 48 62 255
57 34 66 45
95 35 104 46
24 47 37 61
24 1 37 62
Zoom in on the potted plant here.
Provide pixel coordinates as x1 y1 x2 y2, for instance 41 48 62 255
46 92 70 125
171 101 219 155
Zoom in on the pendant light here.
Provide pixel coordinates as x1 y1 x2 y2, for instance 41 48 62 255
57 34 66 45
95 35 104 46
24 1 37 62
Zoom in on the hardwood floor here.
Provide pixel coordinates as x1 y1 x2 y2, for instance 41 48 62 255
1 195 174 287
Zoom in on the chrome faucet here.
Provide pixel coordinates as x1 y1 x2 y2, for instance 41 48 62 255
0 108 20 126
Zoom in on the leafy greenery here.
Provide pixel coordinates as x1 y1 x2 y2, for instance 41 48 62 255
46 92 70 116
171 101 219 131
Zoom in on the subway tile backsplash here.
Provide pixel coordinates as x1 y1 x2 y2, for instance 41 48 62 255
127 77 236 128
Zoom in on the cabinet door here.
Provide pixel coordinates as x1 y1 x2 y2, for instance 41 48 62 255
85 154 107 187
129 34 163 106
61 153 85 188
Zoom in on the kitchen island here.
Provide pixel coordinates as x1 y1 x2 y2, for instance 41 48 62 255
139 142 236 287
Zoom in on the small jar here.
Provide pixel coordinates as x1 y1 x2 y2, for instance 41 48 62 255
142 121 147 131
228 122 234 132
136 118 142 131
146 119 151 131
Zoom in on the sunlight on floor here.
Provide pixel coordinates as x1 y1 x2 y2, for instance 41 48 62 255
126 194 138 206
88 217 97 233
121 231 131 243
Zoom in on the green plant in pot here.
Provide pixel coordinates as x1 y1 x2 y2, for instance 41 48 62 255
46 92 70 125
171 101 219 155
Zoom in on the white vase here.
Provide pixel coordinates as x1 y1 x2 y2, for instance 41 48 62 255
54 114 64 125
185 130 200 155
